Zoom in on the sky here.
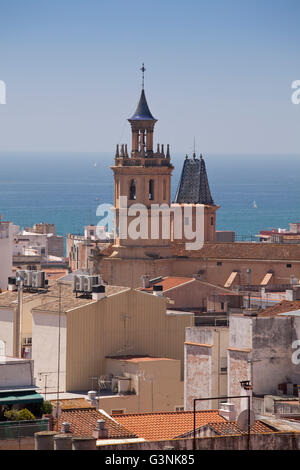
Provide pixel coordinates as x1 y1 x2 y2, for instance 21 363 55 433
0 0 299 155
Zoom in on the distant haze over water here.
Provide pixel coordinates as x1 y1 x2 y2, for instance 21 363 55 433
0 152 300 241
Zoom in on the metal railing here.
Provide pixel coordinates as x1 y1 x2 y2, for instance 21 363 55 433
0 419 49 440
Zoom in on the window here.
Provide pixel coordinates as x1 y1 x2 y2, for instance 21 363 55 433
149 179 154 200
287 264 292 268
111 409 125 415
211 216 214 226
221 302 224 310
129 180 136 200
220 357 227 374
175 406 184 412
163 179 167 200
217 261 222 266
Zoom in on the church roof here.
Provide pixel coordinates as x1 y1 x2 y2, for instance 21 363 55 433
174 154 214 205
129 89 156 121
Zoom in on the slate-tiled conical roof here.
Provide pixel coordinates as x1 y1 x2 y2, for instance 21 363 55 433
129 89 155 121
174 154 214 205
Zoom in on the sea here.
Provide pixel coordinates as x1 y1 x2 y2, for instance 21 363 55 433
0 152 300 244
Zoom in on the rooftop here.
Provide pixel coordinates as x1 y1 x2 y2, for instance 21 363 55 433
174 154 214 205
0 278 129 312
31 281 129 313
203 420 276 436
259 300 300 317
171 241 300 260
139 276 194 292
113 410 226 441
52 408 136 439
106 355 177 363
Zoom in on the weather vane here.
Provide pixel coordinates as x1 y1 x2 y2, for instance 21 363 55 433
140 63 146 89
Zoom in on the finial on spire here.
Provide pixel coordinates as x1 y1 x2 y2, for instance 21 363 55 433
140 63 146 89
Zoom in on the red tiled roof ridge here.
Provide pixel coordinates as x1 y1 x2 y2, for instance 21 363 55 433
113 409 220 418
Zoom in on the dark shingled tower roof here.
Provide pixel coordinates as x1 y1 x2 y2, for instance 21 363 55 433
129 89 156 121
174 154 214 205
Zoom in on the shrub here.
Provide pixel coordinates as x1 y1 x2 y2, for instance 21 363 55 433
40 401 53 415
4 408 35 421
18 409 35 421
4 409 19 421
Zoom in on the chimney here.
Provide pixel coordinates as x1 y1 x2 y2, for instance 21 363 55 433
92 285 106 301
218 402 236 421
61 422 71 433
87 390 98 407
153 285 163 296
141 275 151 288
93 419 108 439
8 276 17 291
286 286 300 301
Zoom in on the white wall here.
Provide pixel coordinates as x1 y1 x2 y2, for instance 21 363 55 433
32 311 66 393
0 222 13 290
0 359 34 388
0 307 14 357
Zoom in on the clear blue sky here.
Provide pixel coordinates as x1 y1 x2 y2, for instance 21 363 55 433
0 0 299 154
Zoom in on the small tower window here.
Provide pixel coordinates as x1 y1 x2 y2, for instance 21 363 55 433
129 179 136 200
149 179 154 200
211 216 214 226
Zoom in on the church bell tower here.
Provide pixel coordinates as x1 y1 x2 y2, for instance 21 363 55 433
111 65 173 253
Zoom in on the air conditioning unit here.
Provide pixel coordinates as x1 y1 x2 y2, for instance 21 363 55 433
83 275 100 293
82 275 90 292
73 274 85 292
31 271 45 288
72 275 80 292
24 270 33 287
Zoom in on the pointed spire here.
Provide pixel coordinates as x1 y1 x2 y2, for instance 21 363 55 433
173 154 214 205
129 89 155 121
116 144 119 158
166 144 170 158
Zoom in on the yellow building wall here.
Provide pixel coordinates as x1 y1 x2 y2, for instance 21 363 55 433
65 289 193 391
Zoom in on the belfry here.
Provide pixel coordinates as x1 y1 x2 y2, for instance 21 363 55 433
112 65 173 253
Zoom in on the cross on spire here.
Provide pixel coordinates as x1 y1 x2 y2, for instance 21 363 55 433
140 63 146 89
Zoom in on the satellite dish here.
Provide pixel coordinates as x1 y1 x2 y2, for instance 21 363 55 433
237 409 255 432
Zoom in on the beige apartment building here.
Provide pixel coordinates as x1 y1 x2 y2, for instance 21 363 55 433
31 282 193 394
95 355 184 414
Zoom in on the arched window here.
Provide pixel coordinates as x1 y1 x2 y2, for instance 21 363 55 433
149 179 154 200
129 179 136 200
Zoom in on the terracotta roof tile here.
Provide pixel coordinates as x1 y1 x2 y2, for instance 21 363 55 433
259 300 300 317
205 420 276 436
171 241 300 261
113 410 226 441
52 408 136 439
139 277 194 292
50 398 95 410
